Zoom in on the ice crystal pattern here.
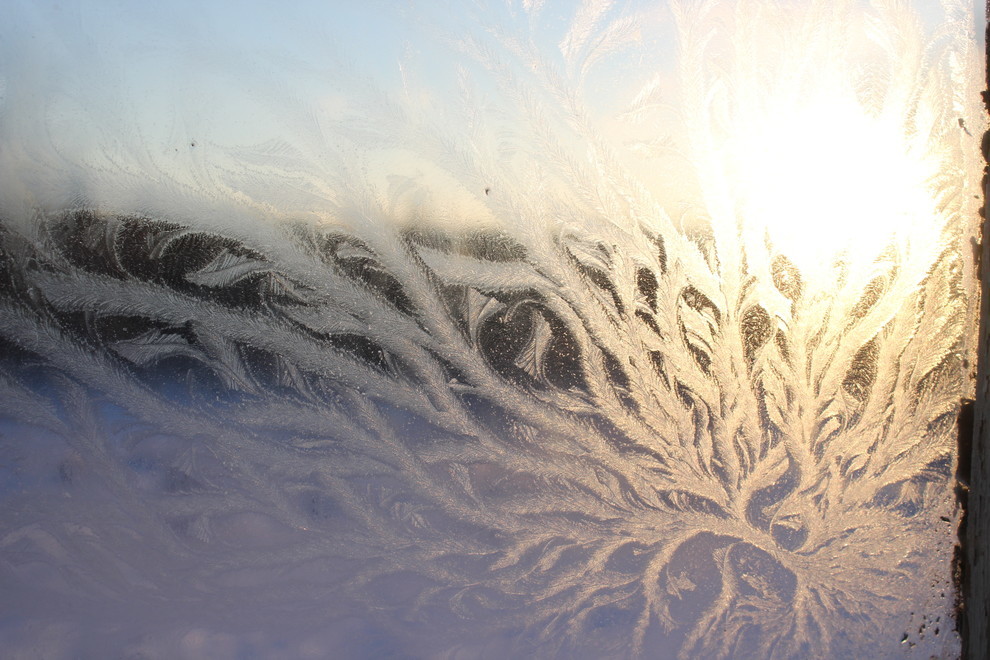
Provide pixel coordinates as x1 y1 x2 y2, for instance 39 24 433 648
0 1 981 658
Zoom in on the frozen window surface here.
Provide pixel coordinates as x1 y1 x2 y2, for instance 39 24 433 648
0 1 982 658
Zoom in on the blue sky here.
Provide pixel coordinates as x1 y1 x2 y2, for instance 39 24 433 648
0 0 981 227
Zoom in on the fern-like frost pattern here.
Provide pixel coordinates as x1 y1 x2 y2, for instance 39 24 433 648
0 0 981 657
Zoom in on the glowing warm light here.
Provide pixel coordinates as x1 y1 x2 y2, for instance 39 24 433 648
730 97 937 273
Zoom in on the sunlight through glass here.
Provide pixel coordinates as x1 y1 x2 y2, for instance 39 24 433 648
0 1 981 658
732 97 938 274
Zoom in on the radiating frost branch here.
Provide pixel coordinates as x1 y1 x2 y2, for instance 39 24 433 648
0 0 979 657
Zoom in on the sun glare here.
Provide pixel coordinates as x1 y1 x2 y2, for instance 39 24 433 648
731 97 938 275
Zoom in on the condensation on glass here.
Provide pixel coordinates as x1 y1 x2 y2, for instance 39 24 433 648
0 1 983 658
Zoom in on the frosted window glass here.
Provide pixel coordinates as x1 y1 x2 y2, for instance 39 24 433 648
0 1 982 658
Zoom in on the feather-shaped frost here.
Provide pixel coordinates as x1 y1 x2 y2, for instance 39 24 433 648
0 0 981 658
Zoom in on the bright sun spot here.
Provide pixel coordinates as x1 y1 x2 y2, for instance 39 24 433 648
731 98 938 273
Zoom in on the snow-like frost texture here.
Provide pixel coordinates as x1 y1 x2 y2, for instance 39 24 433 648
0 0 982 658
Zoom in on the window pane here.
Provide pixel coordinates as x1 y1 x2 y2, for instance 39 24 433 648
0 1 981 657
